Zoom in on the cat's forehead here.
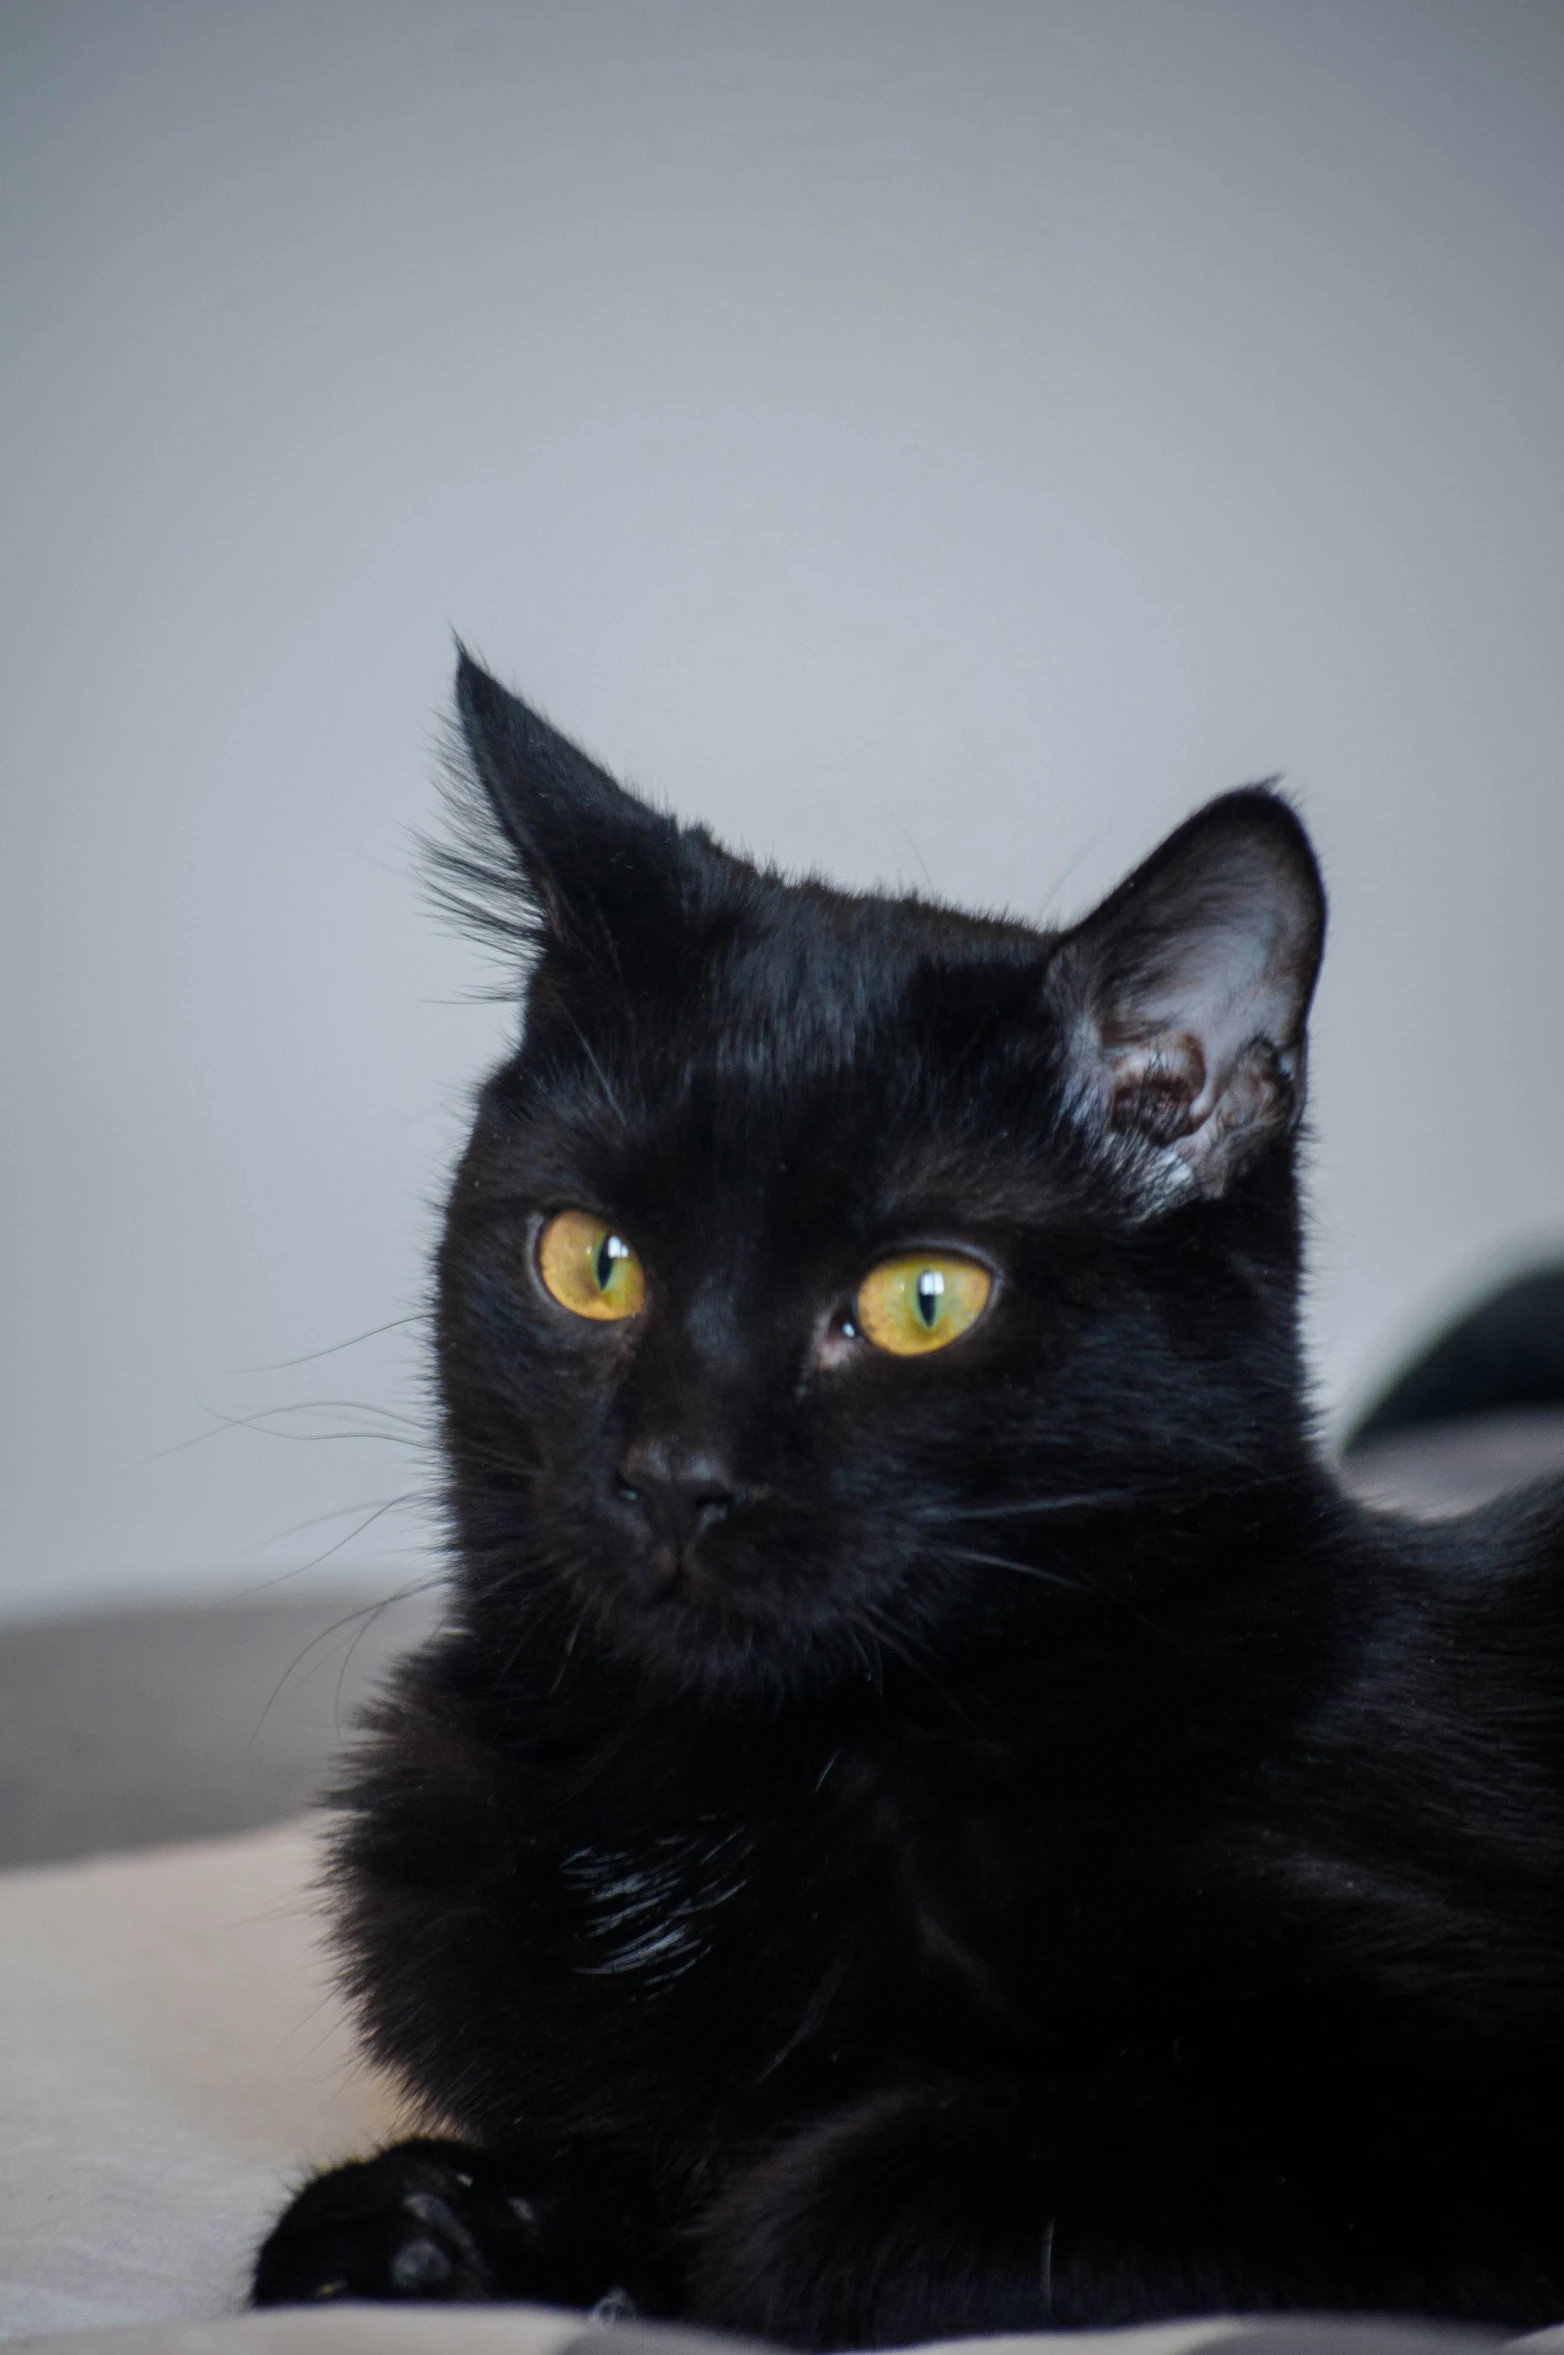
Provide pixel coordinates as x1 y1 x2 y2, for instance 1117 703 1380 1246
491 872 1068 1245
695 874 1049 1069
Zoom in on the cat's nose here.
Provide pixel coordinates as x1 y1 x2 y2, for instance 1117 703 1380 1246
616 1437 741 1550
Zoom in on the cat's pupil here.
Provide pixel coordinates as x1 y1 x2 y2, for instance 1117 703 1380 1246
916 1269 944 1328
596 1233 629 1290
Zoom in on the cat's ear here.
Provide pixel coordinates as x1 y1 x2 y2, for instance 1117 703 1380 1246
450 648 686 954
1049 788 1326 1208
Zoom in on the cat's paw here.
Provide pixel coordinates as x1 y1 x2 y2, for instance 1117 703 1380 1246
252 2139 543 2308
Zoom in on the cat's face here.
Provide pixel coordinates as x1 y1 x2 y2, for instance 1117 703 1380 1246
436 657 1325 1698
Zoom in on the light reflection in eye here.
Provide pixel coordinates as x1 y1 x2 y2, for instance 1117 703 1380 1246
915 1269 945 1326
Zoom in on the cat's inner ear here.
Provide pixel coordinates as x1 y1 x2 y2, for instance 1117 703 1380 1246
451 648 687 952
1053 789 1326 1206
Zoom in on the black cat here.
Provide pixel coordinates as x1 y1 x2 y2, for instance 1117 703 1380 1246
253 653 1564 2346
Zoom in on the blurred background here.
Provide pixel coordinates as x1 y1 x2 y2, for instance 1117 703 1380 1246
3 0 1563 1636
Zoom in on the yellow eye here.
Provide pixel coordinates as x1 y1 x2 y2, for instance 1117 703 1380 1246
537 1210 646 1322
854 1252 993 1356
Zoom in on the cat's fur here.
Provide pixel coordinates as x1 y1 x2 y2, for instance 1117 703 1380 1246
253 654 1564 2345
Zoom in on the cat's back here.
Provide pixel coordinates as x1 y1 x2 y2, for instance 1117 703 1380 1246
1243 1471 1564 2035
1355 1469 1564 1759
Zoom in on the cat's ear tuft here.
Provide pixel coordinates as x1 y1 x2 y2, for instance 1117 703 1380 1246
449 649 683 948
1051 788 1326 1209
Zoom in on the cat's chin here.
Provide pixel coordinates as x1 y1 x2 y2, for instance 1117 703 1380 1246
584 1581 879 1704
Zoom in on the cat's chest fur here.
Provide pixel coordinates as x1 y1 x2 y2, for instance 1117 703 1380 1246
529 1673 1249 2079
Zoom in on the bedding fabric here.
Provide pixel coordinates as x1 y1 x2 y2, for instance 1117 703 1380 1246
0 1821 405 2338
11 2312 1543 2354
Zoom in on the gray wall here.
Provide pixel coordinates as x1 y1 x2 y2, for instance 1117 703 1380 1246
3 1 1562 1617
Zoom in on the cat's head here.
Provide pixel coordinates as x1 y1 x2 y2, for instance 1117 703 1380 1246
435 654 1325 1699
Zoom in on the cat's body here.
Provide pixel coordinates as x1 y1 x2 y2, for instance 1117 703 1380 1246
255 657 1564 2344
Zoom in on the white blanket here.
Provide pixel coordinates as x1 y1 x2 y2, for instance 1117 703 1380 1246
0 1820 405 2340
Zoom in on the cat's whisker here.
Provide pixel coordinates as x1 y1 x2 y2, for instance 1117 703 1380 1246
935 1539 1187 1653
849 1620 886 1691
224 1397 426 1429
248 1572 449 1749
934 1489 1142 1521
932 1542 1099 1597
291 1494 435 1575
547 1604 590 1697
325 1574 451 1728
243 1491 435 1557
229 1313 431 1376
856 1603 986 1735
153 1397 428 1460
